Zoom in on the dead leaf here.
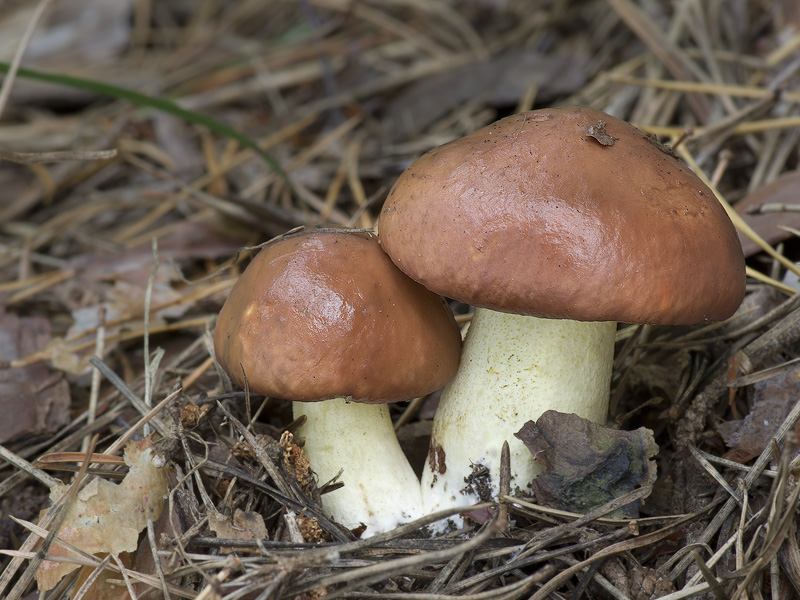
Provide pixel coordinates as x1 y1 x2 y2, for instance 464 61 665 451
66 269 186 340
209 509 268 554
35 438 169 591
0 310 70 443
70 552 133 600
585 120 617 146
515 411 658 517
718 363 800 462
734 169 800 257
66 220 242 282
48 219 243 374
601 559 675 600
130 484 183 598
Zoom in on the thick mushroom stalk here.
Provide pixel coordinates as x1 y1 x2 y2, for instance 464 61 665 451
213 230 461 536
378 107 746 528
295 399 423 533
420 311 616 518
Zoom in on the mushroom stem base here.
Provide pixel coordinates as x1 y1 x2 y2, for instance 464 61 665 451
294 398 423 536
420 310 616 525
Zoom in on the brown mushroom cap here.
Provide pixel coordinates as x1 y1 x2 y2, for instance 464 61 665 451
379 107 745 325
213 230 462 402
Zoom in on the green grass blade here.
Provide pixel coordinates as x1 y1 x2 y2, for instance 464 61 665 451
0 61 293 189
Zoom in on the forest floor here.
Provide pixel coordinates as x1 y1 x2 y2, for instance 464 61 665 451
1 1 800 598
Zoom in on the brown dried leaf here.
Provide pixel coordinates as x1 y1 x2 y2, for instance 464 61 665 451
35 438 169 591
0 310 70 443
718 363 800 462
515 411 657 517
585 120 618 146
629 563 675 600
49 220 243 373
734 169 800 257
209 509 268 554
131 488 182 598
70 552 133 600
66 220 243 282
66 270 185 339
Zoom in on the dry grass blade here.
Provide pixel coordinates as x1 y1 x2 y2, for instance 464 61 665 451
604 74 800 104
688 445 749 510
0 148 117 163
529 511 707 600
0 0 54 119
690 550 727 600
2 436 97 600
671 397 800 581
675 144 800 283
727 355 800 387
290 517 505 598
2 520 195 598
609 0 711 120
728 444 800 599
0 444 59 488
33 452 126 466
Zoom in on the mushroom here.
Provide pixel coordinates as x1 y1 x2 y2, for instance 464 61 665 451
378 107 746 522
213 229 462 535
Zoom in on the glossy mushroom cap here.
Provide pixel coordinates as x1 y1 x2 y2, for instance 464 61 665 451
379 106 746 325
214 230 462 402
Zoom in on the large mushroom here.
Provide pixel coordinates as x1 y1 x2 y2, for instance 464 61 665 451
378 107 746 521
214 229 462 535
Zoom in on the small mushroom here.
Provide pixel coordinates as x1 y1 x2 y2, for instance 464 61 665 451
213 229 461 535
378 107 745 524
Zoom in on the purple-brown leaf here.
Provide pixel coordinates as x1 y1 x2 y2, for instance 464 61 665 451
515 411 657 517
718 363 800 462
734 169 800 257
